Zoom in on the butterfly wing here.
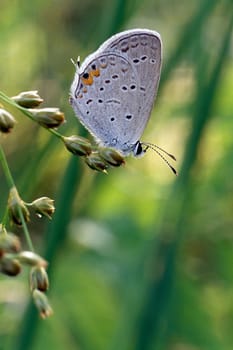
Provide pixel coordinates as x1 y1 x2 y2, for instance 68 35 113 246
70 29 162 154
98 29 162 141
70 51 141 154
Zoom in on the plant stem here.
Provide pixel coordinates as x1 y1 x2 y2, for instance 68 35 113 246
17 206 34 252
0 144 34 251
0 144 15 188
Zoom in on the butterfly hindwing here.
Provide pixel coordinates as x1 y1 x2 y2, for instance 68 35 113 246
99 29 162 142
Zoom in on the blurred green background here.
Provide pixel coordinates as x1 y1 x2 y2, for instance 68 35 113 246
0 0 233 349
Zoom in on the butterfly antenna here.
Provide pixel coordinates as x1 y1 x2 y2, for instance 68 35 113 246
144 142 176 161
70 56 81 68
142 142 178 175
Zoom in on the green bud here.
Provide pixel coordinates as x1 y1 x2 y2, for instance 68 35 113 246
98 148 125 167
0 108 16 133
30 266 49 292
0 255 21 276
63 135 92 156
32 289 53 319
29 108 65 128
85 153 109 173
8 187 30 226
30 197 55 219
12 91 43 108
17 251 48 268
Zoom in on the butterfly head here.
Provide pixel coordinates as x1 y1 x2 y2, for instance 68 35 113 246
133 141 147 157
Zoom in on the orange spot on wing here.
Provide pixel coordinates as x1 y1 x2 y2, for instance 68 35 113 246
91 68 100 77
81 75 93 86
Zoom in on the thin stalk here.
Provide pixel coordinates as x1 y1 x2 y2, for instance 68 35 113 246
0 143 15 188
17 206 34 252
0 144 34 251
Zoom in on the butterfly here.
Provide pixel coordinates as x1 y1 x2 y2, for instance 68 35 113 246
70 29 177 174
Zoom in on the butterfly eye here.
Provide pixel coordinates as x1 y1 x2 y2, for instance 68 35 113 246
81 72 93 85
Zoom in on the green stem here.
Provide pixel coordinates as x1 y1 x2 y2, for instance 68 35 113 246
1 207 9 227
0 144 15 188
0 144 16 224
17 206 34 252
0 144 34 251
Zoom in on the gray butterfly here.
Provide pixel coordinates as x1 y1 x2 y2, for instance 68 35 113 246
70 28 162 151
70 29 176 173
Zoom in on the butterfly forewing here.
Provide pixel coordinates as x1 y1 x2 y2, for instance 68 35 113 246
70 52 140 153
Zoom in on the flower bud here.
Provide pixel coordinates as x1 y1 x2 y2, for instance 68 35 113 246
30 197 55 219
8 187 30 226
17 251 48 268
0 227 21 254
0 108 16 133
30 266 49 292
32 289 53 319
29 108 65 128
63 135 92 156
0 255 21 276
98 148 125 167
85 153 108 173
11 91 43 108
